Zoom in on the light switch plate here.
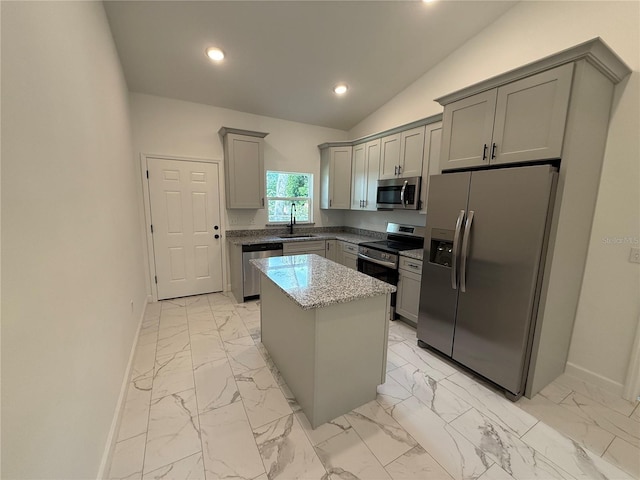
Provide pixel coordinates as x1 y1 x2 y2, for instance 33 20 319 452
629 247 640 264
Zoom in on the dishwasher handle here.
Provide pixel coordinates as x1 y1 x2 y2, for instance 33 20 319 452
242 242 284 253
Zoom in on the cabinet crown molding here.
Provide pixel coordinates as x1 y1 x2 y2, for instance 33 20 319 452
435 37 631 106
218 127 269 138
318 113 443 150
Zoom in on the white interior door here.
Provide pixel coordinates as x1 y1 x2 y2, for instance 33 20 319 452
148 158 223 299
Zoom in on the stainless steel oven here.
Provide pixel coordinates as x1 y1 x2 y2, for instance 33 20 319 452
357 223 425 320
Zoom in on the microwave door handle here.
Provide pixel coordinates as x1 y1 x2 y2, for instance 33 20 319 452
451 210 465 290
460 210 474 293
400 180 408 208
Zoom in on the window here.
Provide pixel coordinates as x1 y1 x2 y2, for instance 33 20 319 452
266 171 312 223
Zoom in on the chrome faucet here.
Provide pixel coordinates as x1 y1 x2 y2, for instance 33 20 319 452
289 202 296 234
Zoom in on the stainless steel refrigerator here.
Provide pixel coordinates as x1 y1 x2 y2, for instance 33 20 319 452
418 164 557 399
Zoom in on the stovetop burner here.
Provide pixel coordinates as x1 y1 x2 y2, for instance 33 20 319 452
359 239 421 254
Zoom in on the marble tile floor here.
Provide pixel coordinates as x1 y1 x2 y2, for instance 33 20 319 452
107 293 640 480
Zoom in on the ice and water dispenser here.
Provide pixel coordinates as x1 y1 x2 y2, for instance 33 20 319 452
429 228 454 267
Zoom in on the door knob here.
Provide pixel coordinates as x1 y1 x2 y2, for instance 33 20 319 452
214 234 220 239
214 225 219 230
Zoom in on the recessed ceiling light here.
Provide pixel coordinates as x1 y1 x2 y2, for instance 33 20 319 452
333 83 349 95
423 0 435 3
205 47 225 62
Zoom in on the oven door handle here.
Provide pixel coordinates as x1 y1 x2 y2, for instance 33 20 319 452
358 253 397 269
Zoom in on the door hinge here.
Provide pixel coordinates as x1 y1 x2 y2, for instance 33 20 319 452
146 170 149 179
154 275 158 284
150 224 154 234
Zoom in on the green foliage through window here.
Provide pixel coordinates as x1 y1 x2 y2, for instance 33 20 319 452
266 171 312 223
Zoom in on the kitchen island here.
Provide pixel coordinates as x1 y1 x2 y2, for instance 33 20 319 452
250 254 395 428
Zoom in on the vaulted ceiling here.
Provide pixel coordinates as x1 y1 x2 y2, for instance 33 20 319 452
104 1 517 130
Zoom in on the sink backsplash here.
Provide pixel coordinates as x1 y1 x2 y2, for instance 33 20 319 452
225 226 385 239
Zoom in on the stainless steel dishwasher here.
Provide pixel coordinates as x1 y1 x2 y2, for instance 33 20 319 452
242 243 283 299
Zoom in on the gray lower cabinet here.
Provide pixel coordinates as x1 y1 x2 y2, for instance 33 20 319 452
325 240 338 261
396 256 422 324
440 63 573 171
339 241 358 270
283 240 326 257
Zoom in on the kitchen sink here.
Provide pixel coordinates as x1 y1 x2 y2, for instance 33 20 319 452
278 234 317 238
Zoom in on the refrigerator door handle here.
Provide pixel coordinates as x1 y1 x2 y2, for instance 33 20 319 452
460 210 475 293
451 209 465 290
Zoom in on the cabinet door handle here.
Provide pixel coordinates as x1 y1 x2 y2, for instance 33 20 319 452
394 166 397 175
491 143 497 159
408 263 420 269
398 165 402 175
329 199 332 207
261 198 265 207
482 144 488 161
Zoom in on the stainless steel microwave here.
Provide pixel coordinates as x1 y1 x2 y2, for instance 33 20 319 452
376 176 421 210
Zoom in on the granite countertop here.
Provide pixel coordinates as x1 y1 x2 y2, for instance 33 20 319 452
400 249 423 261
250 254 396 310
228 232 379 246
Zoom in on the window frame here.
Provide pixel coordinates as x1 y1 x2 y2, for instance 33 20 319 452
265 170 313 225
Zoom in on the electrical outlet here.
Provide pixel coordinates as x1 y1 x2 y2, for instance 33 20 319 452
630 247 640 264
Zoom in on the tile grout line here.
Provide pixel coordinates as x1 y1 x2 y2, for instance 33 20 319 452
245 298 332 478
185 296 210 479
209 293 271 479
600 434 618 459
137 301 164 479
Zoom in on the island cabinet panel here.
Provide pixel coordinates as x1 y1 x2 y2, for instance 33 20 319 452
260 279 389 428
440 63 573 171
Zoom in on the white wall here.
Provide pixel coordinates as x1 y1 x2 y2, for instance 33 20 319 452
1 2 147 478
130 93 348 230
129 93 349 293
349 1 640 390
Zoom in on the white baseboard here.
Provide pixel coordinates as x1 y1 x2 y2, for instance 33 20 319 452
96 297 150 479
564 361 625 397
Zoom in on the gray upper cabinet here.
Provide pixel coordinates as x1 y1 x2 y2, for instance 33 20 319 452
419 121 442 214
399 126 426 177
492 64 573 166
351 139 380 210
219 127 268 209
440 63 573 171
320 145 352 209
379 133 401 179
379 127 425 179
441 90 497 170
